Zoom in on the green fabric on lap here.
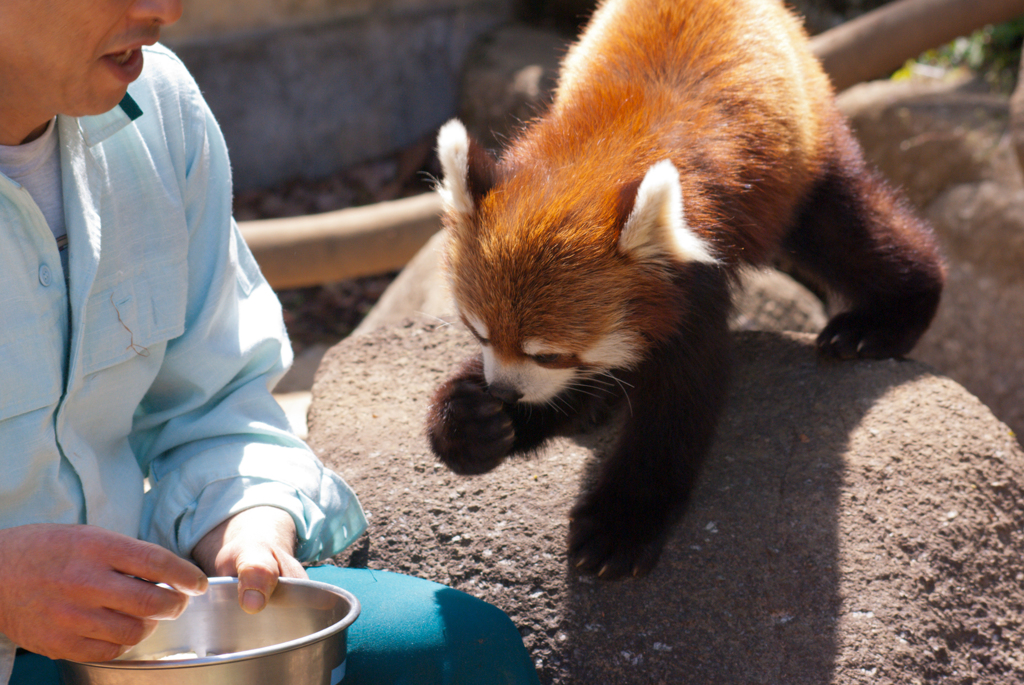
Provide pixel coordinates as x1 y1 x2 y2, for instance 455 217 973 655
11 651 59 685
308 565 540 685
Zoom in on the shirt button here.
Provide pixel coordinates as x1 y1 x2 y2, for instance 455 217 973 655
39 264 52 287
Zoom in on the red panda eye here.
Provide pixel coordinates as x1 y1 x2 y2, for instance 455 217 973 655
531 353 562 365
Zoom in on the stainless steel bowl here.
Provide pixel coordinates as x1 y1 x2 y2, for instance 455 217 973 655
58 577 360 685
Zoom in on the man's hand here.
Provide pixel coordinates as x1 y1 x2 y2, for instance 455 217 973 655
0 524 208 662
191 507 305 615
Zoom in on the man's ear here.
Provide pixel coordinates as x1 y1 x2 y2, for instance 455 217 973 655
618 160 717 266
436 119 499 219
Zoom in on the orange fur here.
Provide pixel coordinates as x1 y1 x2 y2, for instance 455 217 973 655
508 0 830 256
443 0 836 361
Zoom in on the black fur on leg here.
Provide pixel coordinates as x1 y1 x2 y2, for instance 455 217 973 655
568 264 732 579
782 113 945 361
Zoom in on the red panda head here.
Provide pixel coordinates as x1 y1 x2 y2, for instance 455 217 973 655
436 119 717 404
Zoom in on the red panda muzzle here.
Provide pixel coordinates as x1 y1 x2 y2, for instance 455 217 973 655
487 381 524 405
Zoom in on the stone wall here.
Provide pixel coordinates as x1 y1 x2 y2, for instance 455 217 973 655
163 0 514 190
164 0 374 39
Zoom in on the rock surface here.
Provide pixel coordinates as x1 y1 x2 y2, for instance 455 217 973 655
457 25 566 153
309 320 1024 685
839 79 1018 213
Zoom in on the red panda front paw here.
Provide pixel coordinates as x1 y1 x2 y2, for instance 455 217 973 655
567 494 670 580
427 376 516 475
817 308 930 361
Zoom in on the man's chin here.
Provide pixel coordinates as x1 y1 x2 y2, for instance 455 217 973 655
64 87 132 119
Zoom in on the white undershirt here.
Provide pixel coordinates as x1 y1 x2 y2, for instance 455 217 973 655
0 119 67 260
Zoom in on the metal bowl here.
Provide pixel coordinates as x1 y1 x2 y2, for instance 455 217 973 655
58 577 360 685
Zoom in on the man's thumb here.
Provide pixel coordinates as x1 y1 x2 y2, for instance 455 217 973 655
235 556 279 615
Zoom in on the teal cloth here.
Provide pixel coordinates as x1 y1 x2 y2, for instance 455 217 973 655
16 568 539 685
10 652 57 684
308 566 539 685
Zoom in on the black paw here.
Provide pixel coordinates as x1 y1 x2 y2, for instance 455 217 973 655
427 373 515 475
567 494 672 580
817 308 928 360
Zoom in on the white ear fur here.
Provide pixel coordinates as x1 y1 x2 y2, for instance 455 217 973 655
619 160 717 265
436 119 475 217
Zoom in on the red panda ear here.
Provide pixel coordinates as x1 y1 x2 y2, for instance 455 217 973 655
436 119 498 219
618 160 717 266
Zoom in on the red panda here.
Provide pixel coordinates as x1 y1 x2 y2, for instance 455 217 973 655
426 0 944 579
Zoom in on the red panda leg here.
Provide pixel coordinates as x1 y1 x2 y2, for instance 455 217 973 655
568 265 732 579
782 117 945 360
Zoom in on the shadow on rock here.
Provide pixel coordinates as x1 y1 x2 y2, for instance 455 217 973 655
559 331 932 684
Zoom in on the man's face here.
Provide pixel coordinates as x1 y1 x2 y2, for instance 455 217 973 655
0 0 182 145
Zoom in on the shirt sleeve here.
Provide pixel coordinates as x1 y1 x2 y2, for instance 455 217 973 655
129 54 366 561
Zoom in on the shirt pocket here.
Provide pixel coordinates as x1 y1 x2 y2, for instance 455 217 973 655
80 257 188 376
0 304 63 422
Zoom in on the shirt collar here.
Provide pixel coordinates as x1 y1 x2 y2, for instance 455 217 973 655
65 93 143 149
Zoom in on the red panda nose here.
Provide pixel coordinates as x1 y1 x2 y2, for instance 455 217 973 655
487 382 523 405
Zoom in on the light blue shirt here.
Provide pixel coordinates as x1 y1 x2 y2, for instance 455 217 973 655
0 45 366 566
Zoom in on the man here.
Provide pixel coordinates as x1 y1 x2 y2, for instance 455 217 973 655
0 0 369 672
0 2 540 679
0 2 542 683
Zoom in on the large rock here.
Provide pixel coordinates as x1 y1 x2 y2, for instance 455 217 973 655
353 231 454 334
457 25 566 153
839 79 1018 211
917 183 1024 438
1010 59 1024 169
840 79 1024 440
308 320 1024 685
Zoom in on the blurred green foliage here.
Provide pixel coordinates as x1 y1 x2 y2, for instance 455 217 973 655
893 16 1024 93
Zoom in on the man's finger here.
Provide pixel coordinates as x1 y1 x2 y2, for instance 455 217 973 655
108 535 208 597
235 553 280 614
275 547 308 580
103 575 192 621
42 635 133 664
77 610 160 649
